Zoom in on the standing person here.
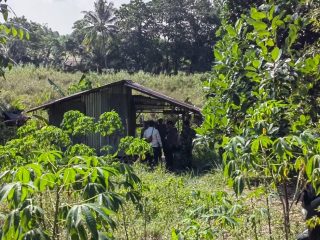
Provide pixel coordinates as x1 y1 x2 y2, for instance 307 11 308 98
143 120 162 166
157 118 167 163
297 183 320 240
164 120 179 170
180 120 196 168
157 119 167 144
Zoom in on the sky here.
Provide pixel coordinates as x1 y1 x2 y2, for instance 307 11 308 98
9 0 130 34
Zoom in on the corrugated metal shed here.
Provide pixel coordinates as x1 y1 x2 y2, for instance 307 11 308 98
27 80 202 152
27 80 201 114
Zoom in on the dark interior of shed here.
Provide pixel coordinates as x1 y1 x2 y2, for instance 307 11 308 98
131 90 202 135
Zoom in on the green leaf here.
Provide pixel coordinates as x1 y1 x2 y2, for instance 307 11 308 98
18 28 24 40
252 60 261 69
15 167 30 183
271 47 281 62
82 206 98 239
26 31 30 40
37 173 56 191
295 156 305 171
245 66 257 72
271 16 284 31
0 183 15 202
232 43 239 57
286 24 298 49
306 155 320 179
226 25 237 37
250 8 267 20
86 203 116 229
273 138 285 158
233 175 244 196
224 161 235 178
245 71 258 78
63 168 76 187
214 49 223 61
171 229 179 240
11 27 17 37
268 5 275 20
266 39 274 47
247 18 267 30
251 139 260 153
235 19 243 35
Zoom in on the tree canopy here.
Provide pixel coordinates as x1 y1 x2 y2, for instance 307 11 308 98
5 0 220 74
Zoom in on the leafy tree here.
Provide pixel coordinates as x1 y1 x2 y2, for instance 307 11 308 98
0 1 28 77
3 0 223 74
150 0 218 73
6 16 66 68
201 1 319 239
116 0 162 73
81 0 117 70
68 0 220 73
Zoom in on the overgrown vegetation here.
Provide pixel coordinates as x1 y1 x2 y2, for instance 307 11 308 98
200 0 320 239
0 65 205 110
109 165 305 240
0 110 151 239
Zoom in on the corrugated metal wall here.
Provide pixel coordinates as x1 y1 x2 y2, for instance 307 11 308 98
81 91 101 149
48 98 85 127
48 85 133 154
100 85 132 152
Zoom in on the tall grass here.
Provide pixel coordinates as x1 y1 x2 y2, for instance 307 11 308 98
0 65 206 110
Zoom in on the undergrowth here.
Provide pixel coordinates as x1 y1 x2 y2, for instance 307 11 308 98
114 164 305 240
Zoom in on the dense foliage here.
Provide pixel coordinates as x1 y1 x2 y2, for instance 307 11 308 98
1 0 320 239
0 110 151 239
201 0 320 239
0 0 28 78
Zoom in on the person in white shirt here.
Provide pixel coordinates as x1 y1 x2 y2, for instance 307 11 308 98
143 120 162 165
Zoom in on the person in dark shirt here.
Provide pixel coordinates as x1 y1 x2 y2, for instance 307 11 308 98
157 118 167 144
164 120 179 170
180 120 196 168
297 183 320 240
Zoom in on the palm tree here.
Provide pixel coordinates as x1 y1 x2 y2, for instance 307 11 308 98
82 0 117 70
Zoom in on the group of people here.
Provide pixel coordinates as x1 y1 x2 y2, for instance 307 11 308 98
141 118 196 169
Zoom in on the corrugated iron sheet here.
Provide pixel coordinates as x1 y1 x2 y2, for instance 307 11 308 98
81 91 101 149
124 81 201 114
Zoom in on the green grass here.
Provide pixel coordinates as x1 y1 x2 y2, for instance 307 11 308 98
114 164 305 240
0 65 206 110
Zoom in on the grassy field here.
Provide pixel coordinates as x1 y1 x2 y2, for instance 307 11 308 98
0 65 205 110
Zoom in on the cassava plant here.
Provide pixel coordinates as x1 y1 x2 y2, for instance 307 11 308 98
0 110 149 239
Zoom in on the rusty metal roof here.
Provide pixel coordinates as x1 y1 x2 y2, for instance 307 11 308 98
27 80 201 115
